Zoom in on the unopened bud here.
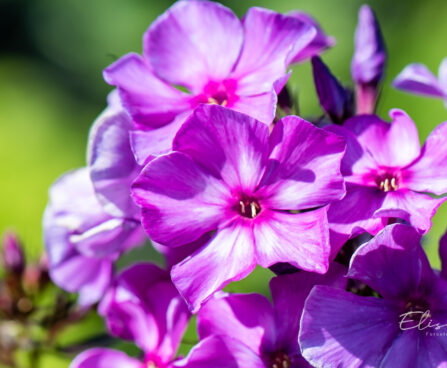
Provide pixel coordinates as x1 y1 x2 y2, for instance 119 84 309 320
1 232 25 275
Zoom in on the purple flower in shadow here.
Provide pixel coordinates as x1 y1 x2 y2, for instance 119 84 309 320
299 224 447 368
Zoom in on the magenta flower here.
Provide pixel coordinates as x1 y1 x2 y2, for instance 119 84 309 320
393 58 447 107
104 0 331 158
132 104 346 312
43 168 143 306
70 263 190 368
351 5 386 114
327 109 447 251
176 264 346 368
299 224 447 368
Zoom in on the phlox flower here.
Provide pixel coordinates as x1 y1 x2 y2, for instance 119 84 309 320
327 109 447 251
104 0 333 160
70 263 190 368
299 224 447 368
132 104 346 312
175 264 346 368
43 168 143 306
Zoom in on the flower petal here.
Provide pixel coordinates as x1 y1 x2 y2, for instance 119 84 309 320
327 183 387 239
299 286 400 368
287 11 335 63
270 263 347 354
171 222 256 313
233 7 316 95
129 113 189 165
230 89 277 125
347 224 433 300
343 109 421 168
403 121 447 195
144 1 243 92
87 107 140 218
197 293 276 354
373 190 445 233
253 207 330 274
172 335 265 368
257 116 346 210
393 63 445 98
103 53 191 127
440 230 447 280
70 348 142 368
132 151 230 246
173 104 269 192
50 253 113 307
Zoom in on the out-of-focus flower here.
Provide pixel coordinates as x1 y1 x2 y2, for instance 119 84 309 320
351 5 386 114
312 56 353 124
70 263 190 368
327 109 447 252
88 90 142 218
43 168 144 306
299 224 447 368
1 232 25 275
176 263 346 367
104 1 331 159
132 104 346 312
393 58 447 107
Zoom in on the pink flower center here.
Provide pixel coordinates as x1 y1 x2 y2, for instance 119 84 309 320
202 79 237 107
375 172 400 192
208 90 229 106
269 351 291 368
238 197 261 219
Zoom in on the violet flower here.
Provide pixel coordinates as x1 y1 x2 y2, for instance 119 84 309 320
351 5 386 114
43 168 143 306
104 0 330 159
175 264 346 368
132 104 346 312
70 262 190 368
327 109 447 252
393 58 447 107
299 224 447 368
312 56 353 124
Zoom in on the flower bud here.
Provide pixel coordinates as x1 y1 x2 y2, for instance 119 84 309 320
351 5 386 114
312 56 353 124
1 232 25 275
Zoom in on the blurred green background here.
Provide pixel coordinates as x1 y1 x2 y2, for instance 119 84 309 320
1 0 447 366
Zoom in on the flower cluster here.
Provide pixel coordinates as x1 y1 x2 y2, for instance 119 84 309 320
38 1 447 367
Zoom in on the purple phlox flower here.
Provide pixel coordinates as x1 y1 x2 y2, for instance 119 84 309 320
70 262 190 368
299 224 447 368
88 90 142 218
175 263 346 367
393 58 447 108
104 0 330 160
311 56 353 125
131 104 346 312
351 5 386 114
327 109 447 253
43 168 144 306
1 231 25 275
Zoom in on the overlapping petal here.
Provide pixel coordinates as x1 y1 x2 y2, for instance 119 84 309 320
253 207 330 273
257 116 346 210
171 221 256 313
299 286 400 368
132 151 231 246
144 0 243 92
70 348 142 368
